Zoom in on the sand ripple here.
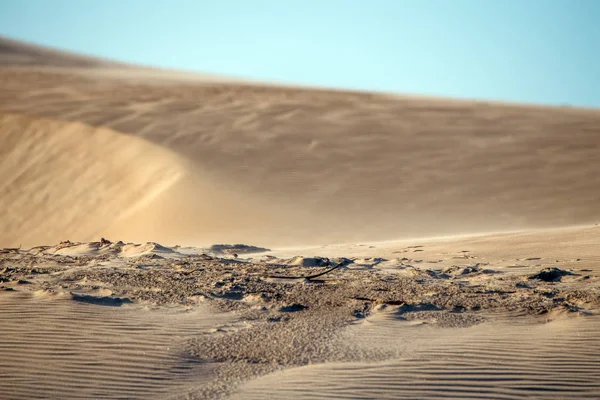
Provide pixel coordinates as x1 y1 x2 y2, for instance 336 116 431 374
233 314 600 399
0 291 235 400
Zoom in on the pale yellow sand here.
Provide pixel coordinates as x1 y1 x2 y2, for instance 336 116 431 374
270 224 600 274
1 37 600 400
1 37 600 247
0 113 290 248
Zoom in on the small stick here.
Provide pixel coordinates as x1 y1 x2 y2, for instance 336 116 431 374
0 245 21 254
267 261 345 280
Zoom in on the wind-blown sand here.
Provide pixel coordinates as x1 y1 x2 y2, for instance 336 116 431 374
1 37 599 399
2 37 600 247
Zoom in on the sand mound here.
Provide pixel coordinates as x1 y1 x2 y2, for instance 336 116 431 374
0 113 304 248
39 239 179 258
0 113 184 247
1 38 600 246
120 242 175 257
1 63 600 247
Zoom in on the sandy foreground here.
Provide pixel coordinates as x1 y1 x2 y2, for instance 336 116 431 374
1 37 600 399
1 227 599 399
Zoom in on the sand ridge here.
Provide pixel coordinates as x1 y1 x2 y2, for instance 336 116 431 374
0 113 186 247
1 37 600 246
1 38 600 400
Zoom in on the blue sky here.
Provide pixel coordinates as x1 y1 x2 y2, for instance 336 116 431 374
1 0 599 107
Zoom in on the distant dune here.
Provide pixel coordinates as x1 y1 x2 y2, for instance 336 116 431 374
2 36 600 400
1 36 600 247
0 36 123 68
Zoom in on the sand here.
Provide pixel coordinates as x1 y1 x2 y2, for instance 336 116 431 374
1 228 599 399
2 37 600 248
1 36 599 399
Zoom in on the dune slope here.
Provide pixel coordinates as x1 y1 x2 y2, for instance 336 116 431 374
0 114 184 247
0 112 301 248
1 38 600 246
1 38 600 400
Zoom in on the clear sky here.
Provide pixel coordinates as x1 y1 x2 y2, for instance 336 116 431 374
1 0 599 107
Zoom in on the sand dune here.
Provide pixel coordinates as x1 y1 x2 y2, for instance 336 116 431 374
1 38 600 400
0 112 301 248
0 113 185 247
1 37 600 247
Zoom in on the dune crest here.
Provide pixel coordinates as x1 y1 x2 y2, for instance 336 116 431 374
0 113 185 247
0 113 307 248
1 63 600 246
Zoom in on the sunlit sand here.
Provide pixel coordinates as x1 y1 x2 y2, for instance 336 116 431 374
1 37 599 399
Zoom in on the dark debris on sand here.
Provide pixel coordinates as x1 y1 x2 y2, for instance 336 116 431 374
529 267 575 282
1 250 598 399
209 244 271 255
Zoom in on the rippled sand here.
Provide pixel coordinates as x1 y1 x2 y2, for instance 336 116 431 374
1 37 599 399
